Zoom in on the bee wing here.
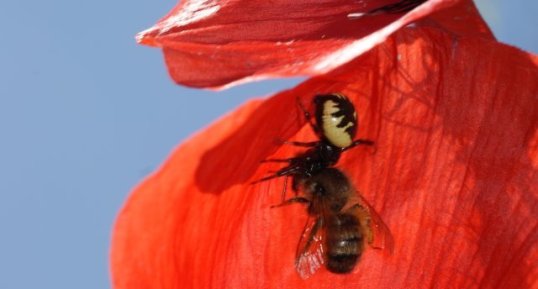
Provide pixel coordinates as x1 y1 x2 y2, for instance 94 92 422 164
295 215 325 279
345 192 394 254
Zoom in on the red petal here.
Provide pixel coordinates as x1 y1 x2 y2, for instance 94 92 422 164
112 20 538 289
136 0 492 88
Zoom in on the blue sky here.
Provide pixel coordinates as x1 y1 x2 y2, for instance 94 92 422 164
0 1 536 289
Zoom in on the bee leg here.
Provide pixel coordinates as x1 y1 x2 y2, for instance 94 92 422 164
270 196 310 208
291 175 307 196
344 203 367 214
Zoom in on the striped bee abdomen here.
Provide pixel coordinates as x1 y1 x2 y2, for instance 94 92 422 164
325 213 364 273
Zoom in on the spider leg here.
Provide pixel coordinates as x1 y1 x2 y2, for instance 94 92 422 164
250 174 281 184
261 158 292 163
342 138 375 152
281 176 289 202
282 141 318 147
297 97 322 137
250 166 301 184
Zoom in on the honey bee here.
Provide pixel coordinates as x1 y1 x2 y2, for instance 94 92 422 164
275 168 393 278
252 93 373 195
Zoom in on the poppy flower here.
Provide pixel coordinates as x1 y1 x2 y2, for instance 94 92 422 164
135 0 491 89
111 1 538 288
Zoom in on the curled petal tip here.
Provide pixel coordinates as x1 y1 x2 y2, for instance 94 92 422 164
133 0 483 88
135 27 159 46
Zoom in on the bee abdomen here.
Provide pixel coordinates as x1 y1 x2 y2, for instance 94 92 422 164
326 213 364 274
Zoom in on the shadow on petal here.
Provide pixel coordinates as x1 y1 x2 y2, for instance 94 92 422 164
112 2 538 289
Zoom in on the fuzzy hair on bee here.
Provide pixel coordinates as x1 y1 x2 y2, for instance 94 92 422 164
273 168 393 278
